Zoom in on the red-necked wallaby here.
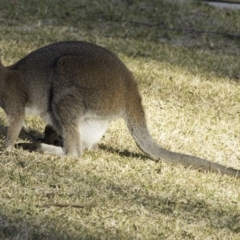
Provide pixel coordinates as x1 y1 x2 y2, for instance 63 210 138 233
0 41 239 177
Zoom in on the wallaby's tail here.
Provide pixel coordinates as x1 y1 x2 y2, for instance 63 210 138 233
124 103 240 178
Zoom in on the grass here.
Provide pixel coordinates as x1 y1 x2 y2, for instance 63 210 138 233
0 0 240 239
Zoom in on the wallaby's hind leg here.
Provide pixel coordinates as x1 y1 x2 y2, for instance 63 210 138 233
62 124 81 157
51 96 83 157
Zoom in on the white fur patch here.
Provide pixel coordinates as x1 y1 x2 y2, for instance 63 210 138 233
80 118 109 150
25 106 42 116
40 143 65 155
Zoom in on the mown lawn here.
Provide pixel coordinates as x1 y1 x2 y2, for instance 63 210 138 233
0 0 240 239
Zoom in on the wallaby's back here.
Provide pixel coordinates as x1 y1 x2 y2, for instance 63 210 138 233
8 41 133 117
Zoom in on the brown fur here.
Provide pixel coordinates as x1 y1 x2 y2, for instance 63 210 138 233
0 41 239 177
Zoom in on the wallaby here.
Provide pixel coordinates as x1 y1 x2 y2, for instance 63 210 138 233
0 41 239 178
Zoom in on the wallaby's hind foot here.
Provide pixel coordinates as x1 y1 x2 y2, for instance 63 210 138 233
16 142 65 156
39 143 65 156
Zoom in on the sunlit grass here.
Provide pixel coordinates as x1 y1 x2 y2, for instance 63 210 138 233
0 0 240 239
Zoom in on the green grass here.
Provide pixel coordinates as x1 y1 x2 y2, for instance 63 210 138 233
0 0 240 239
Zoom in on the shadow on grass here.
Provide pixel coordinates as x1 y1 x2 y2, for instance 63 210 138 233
1 122 238 237
0 213 101 240
99 144 148 161
104 182 240 235
0 171 239 239
0 122 238 237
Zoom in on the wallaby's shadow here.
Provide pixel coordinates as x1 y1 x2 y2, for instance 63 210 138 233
19 128 44 142
16 140 148 161
0 116 149 159
0 123 145 160
98 144 148 160
15 128 64 152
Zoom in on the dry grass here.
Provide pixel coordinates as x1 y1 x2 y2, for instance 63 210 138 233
0 0 240 239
